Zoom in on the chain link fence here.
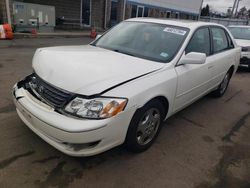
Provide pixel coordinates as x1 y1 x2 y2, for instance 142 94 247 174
200 16 250 26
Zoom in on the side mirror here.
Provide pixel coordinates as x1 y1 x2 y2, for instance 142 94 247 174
179 52 206 65
96 34 102 40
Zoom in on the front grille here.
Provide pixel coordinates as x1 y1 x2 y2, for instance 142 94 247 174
28 74 73 108
242 47 250 52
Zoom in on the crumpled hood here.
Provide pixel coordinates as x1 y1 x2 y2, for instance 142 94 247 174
234 39 250 47
32 45 164 96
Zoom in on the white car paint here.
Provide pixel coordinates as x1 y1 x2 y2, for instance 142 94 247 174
235 39 250 59
235 39 250 47
13 18 241 156
32 45 164 96
228 26 250 61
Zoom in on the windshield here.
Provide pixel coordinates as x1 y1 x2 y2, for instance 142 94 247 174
93 21 189 63
228 27 250 40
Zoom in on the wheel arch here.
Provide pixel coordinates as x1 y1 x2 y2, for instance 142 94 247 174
137 95 169 119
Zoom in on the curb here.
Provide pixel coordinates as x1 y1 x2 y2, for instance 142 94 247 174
13 32 91 39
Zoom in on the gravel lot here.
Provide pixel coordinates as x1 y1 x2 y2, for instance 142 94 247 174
0 38 250 188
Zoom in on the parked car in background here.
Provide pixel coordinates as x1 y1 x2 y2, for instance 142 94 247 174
13 18 241 157
228 25 250 71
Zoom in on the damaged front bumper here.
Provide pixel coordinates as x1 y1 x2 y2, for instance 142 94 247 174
12 76 135 156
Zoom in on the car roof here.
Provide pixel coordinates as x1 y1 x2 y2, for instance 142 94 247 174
126 17 224 30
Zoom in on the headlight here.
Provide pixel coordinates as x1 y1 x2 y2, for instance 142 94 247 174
64 97 127 119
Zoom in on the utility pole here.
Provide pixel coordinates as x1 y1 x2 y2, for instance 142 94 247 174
123 0 126 21
5 0 11 24
231 0 237 18
235 0 242 18
198 0 204 20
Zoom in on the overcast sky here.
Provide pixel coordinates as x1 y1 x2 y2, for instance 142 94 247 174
203 0 250 12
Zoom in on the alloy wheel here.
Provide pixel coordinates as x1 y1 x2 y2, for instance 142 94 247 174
136 108 161 146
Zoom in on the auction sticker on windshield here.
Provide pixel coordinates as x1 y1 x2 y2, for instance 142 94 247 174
160 52 169 58
163 27 187 35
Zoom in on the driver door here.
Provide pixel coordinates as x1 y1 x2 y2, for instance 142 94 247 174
173 27 213 112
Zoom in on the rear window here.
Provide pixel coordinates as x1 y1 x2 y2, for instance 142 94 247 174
228 27 250 40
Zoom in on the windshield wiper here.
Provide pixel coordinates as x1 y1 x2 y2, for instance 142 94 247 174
113 49 135 57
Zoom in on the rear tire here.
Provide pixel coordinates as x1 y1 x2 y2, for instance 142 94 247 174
211 70 232 98
125 100 165 153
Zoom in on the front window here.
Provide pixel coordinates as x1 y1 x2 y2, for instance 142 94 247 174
186 27 211 56
228 27 250 40
93 21 189 63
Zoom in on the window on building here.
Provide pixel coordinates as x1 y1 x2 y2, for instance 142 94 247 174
137 6 144 17
111 1 118 21
175 12 179 19
186 27 211 56
144 7 149 17
166 11 171 18
131 5 137 18
82 0 91 25
211 27 229 53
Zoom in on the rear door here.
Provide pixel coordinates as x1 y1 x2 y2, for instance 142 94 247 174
208 27 236 87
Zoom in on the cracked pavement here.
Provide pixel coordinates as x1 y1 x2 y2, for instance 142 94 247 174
0 38 250 188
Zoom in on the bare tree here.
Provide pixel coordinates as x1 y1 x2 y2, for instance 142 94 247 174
201 4 210 16
237 6 247 18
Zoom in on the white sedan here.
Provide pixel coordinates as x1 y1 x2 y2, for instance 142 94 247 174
228 25 250 71
13 18 241 156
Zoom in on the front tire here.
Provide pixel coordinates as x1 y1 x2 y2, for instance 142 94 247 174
125 100 165 153
211 71 232 97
